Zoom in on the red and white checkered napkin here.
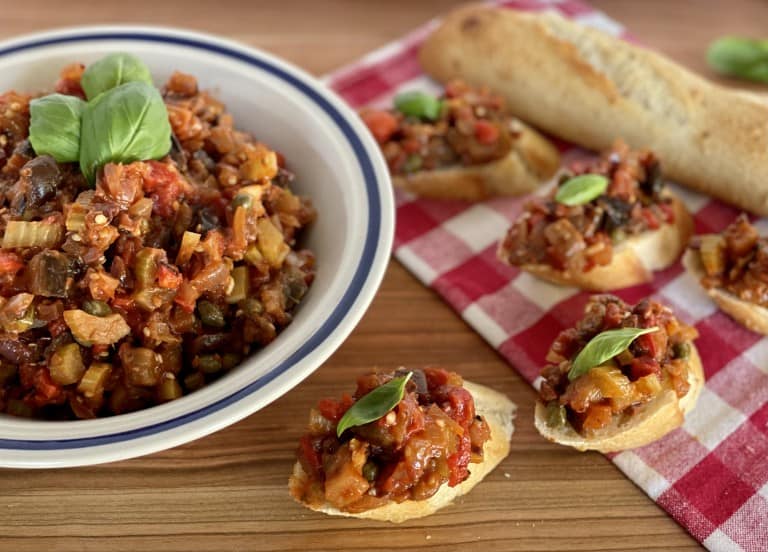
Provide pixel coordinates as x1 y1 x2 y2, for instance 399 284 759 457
325 1 768 549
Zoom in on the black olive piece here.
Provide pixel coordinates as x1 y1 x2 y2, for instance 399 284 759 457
396 367 427 395
193 206 221 234
599 196 632 232
27 250 72 298
169 133 188 171
193 150 216 172
640 159 664 199
22 155 61 208
12 138 34 158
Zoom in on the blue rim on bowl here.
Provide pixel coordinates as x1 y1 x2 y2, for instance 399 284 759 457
0 26 394 467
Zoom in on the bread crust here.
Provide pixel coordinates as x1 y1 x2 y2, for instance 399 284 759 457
500 193 692 291
534 344 704 452
420 5 768 214
288 381 516 523
683 248 768 335
393 119 560 201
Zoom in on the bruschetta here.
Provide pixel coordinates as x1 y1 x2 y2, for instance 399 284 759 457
683 215 768 335
534 295 703 452
289 367 516 523
359 80 560 201
498 141 693 291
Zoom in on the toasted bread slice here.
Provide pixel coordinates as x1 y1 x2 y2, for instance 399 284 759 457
683 248 768 335
502 193 692 291
392 119 560 201
534 344 704 452
289 381 516 523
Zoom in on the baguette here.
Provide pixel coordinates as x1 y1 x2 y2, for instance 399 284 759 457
392 119 560 201
420 5 768 215
535 344 703 452
289 380 516 523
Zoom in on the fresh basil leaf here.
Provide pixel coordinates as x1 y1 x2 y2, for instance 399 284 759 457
568 326 659 381
555 174 609 206
81 53 153 100
79 81 171 184
28 94 85 163
707 37 768 83
336 372 412 437
394 91 443 121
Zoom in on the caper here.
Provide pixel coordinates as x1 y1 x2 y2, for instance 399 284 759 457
610 228 627 244
243 297 264 317
546 401 567 429
197 354 223 374
221 352 241 371
197 300 225 328
231 193 253 211
82 300 112 317
362 461 379 482
673 342 691 359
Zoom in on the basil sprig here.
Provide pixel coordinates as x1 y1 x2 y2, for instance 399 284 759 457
707 37 768 84
568 326 659 381
28 53 171 185
81 53 153 100
394 91 443 121
555 174 609 206
336 372 412 437
28 94 85 163
80 81 171 184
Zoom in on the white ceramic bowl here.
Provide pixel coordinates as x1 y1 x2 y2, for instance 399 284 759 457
0 26 394 468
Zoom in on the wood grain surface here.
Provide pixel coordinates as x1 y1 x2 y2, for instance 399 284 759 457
1 1 766 550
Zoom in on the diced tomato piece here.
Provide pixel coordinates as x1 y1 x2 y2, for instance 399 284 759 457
298 435 323 477
317 393 353 423
32 368 62 404
173 280 199 313
640 207 660 230
424 368 451 389
658 201 675 223
401 138 421 154
444 386 475 427
0 251 24 274
157 264 183 289
144 161 183 217
474 120 499 144
361 110 398 144
48 317 68 338
447 433 472 486
630 355 661 380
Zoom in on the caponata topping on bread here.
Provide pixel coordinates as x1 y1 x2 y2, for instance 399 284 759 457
535 295 703 451
289 368 515 522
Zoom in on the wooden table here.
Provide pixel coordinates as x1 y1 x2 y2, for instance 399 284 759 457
1 1 765 550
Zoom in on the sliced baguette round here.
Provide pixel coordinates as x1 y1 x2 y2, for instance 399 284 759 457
419 5 768 215
682 248 768 335
501 193 692 291
393 120 560 201
288 380 516 523
534 344 704 452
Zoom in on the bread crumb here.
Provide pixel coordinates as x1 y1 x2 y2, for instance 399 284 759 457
425 535 431 540
504 472 511 479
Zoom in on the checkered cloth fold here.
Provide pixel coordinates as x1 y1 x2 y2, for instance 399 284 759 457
325 1 768 549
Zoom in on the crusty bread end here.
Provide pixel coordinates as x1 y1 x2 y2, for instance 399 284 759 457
683 248 768 335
